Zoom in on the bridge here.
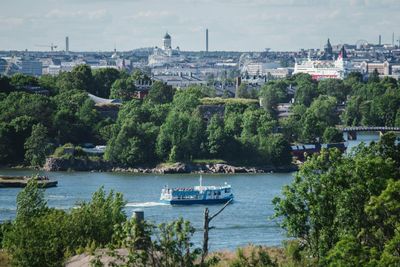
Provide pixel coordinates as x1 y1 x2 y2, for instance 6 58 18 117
340 126 400 132
340 126 400 142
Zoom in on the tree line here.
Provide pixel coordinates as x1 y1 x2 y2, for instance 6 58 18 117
0 65 292 168
1 65 400 168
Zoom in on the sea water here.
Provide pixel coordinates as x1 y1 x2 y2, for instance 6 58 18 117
0 169 293 251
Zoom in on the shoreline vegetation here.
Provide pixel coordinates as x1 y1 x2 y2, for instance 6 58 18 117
42 157 298 174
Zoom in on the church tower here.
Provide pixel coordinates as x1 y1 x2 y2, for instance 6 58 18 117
324 38 333 59
163 32 172 50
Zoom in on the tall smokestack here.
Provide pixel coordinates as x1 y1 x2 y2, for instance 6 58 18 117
393 32 395 46
379 35 381 45
66 36 69 52
206 28 209 52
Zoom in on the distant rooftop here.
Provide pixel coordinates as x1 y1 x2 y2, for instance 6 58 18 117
88 93 122 105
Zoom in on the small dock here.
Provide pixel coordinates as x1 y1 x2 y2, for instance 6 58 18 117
0 175 58 188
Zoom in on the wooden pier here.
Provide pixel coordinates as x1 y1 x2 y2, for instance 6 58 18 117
0 175 58 188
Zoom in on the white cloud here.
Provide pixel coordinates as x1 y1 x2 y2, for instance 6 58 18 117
45 8 107 20
0 17 24 27
129 10 173 19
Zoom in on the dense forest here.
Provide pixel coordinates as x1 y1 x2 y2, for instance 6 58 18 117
1 65 400 168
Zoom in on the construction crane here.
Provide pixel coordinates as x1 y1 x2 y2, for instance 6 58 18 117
35 43 58 51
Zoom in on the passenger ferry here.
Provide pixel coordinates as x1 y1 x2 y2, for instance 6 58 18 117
293 53 350 80
160 176 233 205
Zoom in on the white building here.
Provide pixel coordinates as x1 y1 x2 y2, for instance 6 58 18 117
242 62 280 76
148 33 185 67
293 54 350 80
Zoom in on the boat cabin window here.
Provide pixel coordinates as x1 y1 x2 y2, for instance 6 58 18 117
225 188 230 193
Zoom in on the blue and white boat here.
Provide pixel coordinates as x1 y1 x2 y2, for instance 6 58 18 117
160 176 233 205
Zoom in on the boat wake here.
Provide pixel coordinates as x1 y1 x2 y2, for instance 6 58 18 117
125 202 168 208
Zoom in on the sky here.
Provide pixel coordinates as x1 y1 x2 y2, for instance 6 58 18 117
1 0 400 52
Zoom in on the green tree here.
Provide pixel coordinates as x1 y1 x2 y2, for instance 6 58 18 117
263 134 291 166
341 95 363 126
4 208 69 267
68 187 126 249
235 83 249 98
318 79 351 103
131 69 151 83
273 140 397 263
7 115 36 163
294 74 318 107
52 90 100 144
15 179 47 221
113 217 201 267
105 100 160 165
93 68 121 98
70 64 95 93
146 81 175 104
206 115 226 157
56 64 95 93
110 77 136 101
0 122 13 163
10 73 38 88
368 69 380 83
260 81 288 116
4 183 127 267
322 127 343 143
105 120 159 165
324 235 370 267
0 75 14 94
301 95 338 143
156 110 205 161
24 123 49 167
0 92 54 127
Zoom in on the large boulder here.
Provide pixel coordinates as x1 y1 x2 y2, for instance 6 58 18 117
155 162 189 174
43 157 111 171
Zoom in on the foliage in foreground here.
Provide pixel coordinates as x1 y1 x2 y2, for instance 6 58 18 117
101 217 202 267
273 132 400 266
2 180 126 267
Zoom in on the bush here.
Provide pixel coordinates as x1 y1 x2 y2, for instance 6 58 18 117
52 143 87 159
112 217 201 267
229 246 277 267
0 221 12 249
3 182 127 266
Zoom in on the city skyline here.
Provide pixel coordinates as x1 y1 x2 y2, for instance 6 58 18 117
1 0 400 52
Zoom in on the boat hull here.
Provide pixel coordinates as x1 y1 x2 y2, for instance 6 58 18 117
161 196 233 205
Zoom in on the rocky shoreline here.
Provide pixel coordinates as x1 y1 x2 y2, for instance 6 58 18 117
42 157 298 174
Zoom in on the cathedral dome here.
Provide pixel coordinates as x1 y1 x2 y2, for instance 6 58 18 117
164 32 171 39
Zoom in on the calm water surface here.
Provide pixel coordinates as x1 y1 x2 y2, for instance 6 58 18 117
0 169 294 251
